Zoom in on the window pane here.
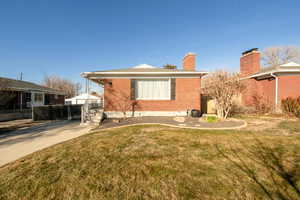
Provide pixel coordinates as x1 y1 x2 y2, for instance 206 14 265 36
135 79 170 100
34 94 43 102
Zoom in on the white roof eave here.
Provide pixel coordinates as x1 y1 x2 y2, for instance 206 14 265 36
81 71 209 78
67 93 100 100
247 69 300 79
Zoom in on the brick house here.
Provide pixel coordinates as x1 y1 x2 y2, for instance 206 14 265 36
0 77 66 110
82 53 208 118
240 48 300 111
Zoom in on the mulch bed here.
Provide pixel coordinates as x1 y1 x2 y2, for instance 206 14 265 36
95 116 246 130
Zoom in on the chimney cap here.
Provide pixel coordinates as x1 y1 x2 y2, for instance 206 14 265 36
183 52 196 59
242 48 259 55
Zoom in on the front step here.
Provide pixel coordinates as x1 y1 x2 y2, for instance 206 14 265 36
82 108 104 125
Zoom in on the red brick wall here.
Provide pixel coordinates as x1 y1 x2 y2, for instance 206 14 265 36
240 50 300 109
104 78 201 112
260 78 276 105
239 49 277 108
278 75 300 102
242 75 300 109
241 78 275 107
241 78 257 106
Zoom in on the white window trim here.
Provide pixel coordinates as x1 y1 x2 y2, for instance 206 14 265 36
135 78 171 100
31 92 45 106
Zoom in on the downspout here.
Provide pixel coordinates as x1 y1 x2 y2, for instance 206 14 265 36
101 82 104 111
270 73 278 111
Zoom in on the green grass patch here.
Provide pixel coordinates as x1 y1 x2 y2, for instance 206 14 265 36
278 120 300 133
206 115 218 123
0 124 299 199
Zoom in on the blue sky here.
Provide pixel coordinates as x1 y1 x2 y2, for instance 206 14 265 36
1 0 300 90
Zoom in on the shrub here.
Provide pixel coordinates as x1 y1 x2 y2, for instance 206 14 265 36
252 93 272 114
206 116 217 123
281 97 300 117
295 110 300 118
163 64 177 69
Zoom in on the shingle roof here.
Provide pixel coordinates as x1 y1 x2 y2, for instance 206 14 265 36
0 77 66 95
250 62 300 78
82 64 208 79
91 64 195 73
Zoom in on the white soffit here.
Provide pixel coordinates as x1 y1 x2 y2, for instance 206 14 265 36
280 62 300 67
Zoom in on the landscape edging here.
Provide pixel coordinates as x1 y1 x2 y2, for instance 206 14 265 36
94 119 248 132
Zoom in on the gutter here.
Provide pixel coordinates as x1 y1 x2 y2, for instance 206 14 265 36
81 71 209 78
270 72 278 110
248 69 300 79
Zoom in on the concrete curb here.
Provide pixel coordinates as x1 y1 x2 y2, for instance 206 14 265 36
93 119 248 132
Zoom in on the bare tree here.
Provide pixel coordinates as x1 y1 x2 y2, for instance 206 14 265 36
202 70 245 119
105 86 138 119
75 82 82 96
262 46 300 67
42 75 82 98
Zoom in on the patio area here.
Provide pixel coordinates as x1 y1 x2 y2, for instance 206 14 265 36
95 116 247 130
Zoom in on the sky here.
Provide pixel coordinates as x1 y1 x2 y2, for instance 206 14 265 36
0 0 300 92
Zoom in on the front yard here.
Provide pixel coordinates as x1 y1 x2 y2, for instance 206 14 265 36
0 116 299 199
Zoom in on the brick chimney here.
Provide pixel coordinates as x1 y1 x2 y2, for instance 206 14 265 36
240 48 260 77
183 52 196 71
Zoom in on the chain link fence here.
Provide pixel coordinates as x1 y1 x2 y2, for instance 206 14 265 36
32 105 82 121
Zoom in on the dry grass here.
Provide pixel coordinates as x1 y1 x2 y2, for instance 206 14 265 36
0 117 300 200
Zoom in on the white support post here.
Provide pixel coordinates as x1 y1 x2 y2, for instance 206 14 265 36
68 105 71 120
81 105 84 124
20 92 23 112
87 79 90 94
275 76 278 107
32 105 34 121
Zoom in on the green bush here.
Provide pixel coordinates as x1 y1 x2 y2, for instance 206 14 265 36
295 110 300 118
206 116 217 123
281 97 300 118
163 64 177 69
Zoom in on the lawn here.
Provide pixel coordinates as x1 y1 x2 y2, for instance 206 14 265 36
0 117 300 200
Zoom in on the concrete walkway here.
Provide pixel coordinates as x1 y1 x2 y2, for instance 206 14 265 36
0 120 92 167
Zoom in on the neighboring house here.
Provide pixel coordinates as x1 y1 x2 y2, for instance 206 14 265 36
240 48 300 110
81 53 208 118
0 77 66 110
65 93 102 105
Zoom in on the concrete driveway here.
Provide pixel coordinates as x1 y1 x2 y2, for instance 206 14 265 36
0 120 92 167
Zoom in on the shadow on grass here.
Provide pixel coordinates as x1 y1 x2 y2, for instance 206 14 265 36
216 138 300 200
